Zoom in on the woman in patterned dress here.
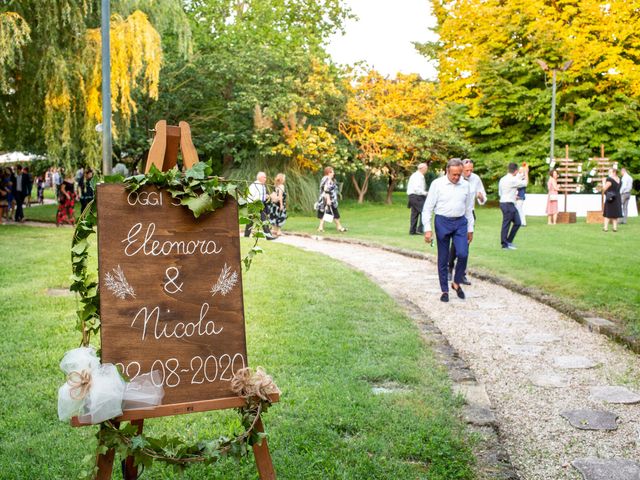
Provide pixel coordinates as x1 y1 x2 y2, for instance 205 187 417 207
268 173 287 236
316 166 347 233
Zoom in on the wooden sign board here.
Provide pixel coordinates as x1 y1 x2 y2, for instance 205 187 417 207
97 183 247 408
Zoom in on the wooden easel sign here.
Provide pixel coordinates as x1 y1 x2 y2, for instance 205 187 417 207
97 185 247 404
74 121 277 479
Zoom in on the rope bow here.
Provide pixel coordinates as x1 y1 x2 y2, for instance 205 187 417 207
231 367 279 401
66 369 92 400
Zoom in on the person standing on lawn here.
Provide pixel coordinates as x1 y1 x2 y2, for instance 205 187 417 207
13 165 32 222
243 171 275 240
498 162 528 249
448 159 486 285
619 167 633 224
406 162 428 235
423 158 475 303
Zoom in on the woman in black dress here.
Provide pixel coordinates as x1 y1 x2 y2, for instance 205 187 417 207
602 167 622 232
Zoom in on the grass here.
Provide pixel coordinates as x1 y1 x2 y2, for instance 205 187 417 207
286 193 640 335
0 225 474 479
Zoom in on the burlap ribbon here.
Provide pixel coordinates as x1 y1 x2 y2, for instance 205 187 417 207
231 367 279 401
66 369 92 401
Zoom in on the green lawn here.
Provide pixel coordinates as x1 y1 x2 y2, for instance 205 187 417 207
286 194 640 334
22 202 82 223
0 225 474 479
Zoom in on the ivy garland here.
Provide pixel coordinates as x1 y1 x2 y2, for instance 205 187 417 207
69 163 275 479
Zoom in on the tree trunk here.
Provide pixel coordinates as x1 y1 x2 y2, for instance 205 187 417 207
385 176 397 204
351 171 371 204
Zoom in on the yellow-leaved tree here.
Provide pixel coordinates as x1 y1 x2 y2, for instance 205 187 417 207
339 70 447 203
0 2 171 169
79 11 162 164
424 0 640 175
0 12 30 94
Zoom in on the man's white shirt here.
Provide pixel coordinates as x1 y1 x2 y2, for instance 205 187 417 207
248 181 267 202
466 172 486 205
422 176 475 233
621 173 633 194
406 170 427 196
498 173 528 203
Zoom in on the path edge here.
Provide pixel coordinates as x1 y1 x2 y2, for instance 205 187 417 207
285 232 640 355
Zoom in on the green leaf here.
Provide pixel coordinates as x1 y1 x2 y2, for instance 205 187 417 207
103 174 125 183
185 162 213 180
181 193 214 218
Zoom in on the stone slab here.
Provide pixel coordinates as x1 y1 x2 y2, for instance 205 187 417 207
560 410 619 431
453 383 492 408
589 386 640 404
530 372 570 388
584 317 617 333
553 355 599 369
478 302 506 310
463 404 497 427
572 458 640 480
503 344 544 356
523 333 560 344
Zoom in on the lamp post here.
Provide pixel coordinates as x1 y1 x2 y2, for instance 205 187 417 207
536 59 573 163
101 0 112 175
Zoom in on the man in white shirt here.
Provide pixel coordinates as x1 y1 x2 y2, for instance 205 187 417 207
243 171 275 239
498 162 528 249
448 159 486 284
620 167 633 224
423 158 475 302
406 163 428 234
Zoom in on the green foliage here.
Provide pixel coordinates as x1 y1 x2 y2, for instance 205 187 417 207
428 0 640 189
0 1 189 168
118 0 352 180
78 398 273 479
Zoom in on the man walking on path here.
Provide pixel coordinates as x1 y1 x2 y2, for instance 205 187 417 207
406 163 428 234
620 167 633 224
244 171 275 240
448 159 486 284
423 158 475 303
498 162 528 249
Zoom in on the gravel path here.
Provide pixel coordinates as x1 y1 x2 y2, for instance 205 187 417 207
278 234 640 480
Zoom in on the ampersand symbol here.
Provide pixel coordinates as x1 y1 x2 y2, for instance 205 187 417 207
164 267 184 295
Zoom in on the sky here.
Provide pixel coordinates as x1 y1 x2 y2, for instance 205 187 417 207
326 0 439 80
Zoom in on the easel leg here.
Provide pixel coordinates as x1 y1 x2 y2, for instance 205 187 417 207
123 419 144 479
96 421 119 480
252 416 276 480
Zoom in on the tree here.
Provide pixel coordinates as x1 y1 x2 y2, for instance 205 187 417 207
0 1 187 169
339 70 466 203
423 0 640 187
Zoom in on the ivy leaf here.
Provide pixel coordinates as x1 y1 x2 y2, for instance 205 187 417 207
181 193 214 218
131 435 150 450
185 162 212 180
103 174 125 184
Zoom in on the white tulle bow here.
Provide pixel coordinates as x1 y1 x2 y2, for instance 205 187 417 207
57 347 163 424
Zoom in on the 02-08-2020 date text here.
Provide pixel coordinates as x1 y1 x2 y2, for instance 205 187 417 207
115 353 246 388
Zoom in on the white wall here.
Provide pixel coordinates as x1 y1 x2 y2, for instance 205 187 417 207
521 194 638 217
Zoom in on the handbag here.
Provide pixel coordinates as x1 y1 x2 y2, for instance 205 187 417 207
322 206 334 223
605 190 616 203
549 193 558 201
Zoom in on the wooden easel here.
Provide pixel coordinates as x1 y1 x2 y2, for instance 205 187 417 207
586 144 613 224
72 120 278 480
555 145 578 223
